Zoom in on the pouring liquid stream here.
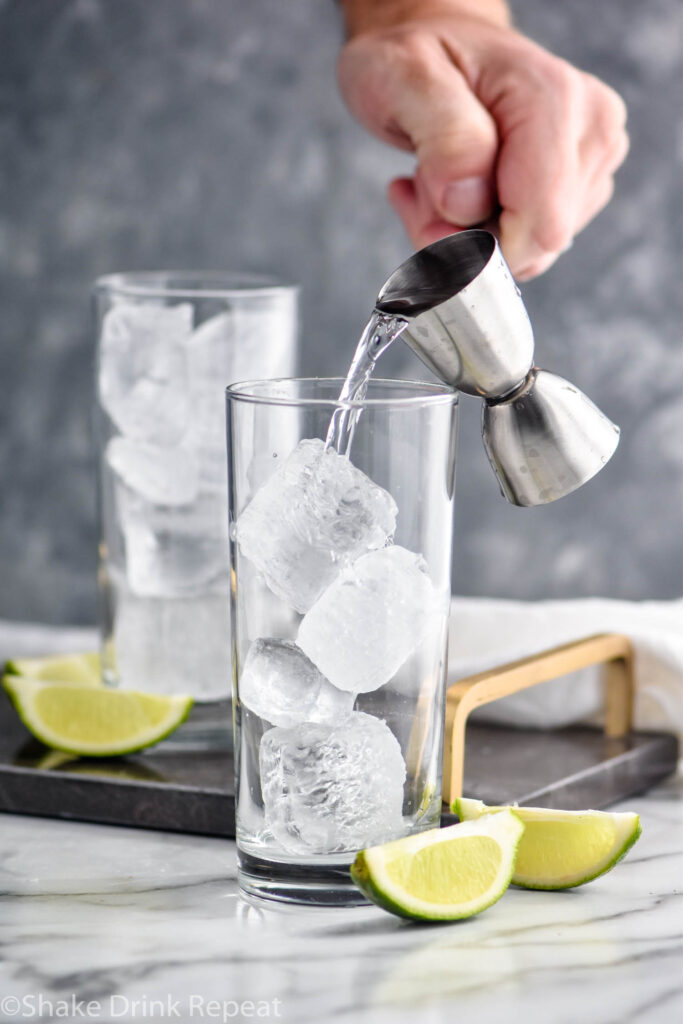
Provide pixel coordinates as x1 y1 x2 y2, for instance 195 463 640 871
325 311 409 455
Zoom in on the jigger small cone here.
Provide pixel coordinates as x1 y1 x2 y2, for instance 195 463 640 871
375 229 620 507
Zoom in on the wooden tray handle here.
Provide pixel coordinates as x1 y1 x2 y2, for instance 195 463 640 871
443 632 634 805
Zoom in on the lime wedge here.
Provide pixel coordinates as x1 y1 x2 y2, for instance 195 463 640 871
4 652 101 685
351 809 524 921
454 797 641 890
2 676 192 756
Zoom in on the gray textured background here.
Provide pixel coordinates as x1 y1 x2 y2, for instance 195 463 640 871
1 0 681 625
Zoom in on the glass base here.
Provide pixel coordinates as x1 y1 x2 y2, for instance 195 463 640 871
237 848 369 907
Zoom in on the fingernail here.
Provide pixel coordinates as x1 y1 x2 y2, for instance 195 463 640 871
442 177 493 225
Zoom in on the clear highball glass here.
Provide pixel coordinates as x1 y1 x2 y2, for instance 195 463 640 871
227 378 458 905
94 272 298 744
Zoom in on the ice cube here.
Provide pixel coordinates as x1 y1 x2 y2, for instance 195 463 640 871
113 590 230 702
99 302 192 444
229 297 297 382
187 299 297 385
259 711 406 854
182 303 297 493
185 301 297 396
236 563 300 644
182 312 233 492
235 438 397 612
186 311 236 388
239 639 354 728
298 545 444 693
106 437 198 506
119 489 229 597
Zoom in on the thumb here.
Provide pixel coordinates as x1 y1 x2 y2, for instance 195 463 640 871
338 32 500 226
394 51 500 225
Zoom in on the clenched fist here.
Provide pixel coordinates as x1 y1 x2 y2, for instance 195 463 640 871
338 0 628 279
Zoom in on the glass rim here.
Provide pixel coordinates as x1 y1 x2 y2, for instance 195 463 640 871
93 270 299 300
226 377 458 410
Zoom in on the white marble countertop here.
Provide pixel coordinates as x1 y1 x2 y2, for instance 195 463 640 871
0 775 681 1024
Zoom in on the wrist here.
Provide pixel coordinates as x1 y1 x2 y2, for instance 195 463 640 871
340 0 511 37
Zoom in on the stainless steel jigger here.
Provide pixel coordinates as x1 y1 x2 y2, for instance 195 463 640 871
375 229 620 506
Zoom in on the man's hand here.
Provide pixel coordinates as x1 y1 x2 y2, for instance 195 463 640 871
338 0 628 279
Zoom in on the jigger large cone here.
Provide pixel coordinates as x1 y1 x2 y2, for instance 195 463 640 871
376 230 533 398
483 368 620 506
375 230 620 506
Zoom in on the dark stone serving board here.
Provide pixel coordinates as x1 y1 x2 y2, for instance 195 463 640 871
0 689 677 837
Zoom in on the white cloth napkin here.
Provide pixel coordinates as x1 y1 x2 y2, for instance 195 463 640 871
448 596 683 739
0 621 98 665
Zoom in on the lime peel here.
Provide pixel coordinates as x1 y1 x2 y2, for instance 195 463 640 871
351 809 524 921
454 797 642 890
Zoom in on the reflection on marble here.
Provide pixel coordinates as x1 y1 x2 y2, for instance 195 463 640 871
0 775 681 1023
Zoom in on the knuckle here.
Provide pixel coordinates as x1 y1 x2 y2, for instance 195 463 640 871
532 56 581 108
602 109 629 160
597 125 629 174
585 79 630 168
338 27 439 117
610 127 630 167
377 27 443 89
376 25 437 62
509 54 583 124
551 60 582 100
595 80 628 130
337 35 376 92
341 26 436 82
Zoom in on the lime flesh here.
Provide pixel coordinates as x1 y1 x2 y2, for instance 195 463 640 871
454 797 641 890
351 809 525 921
2 675 192 756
